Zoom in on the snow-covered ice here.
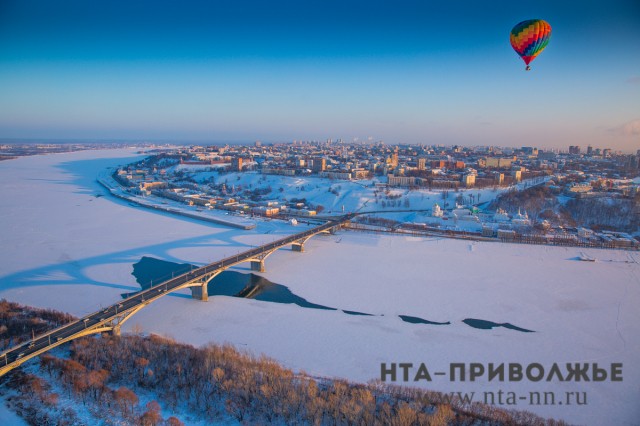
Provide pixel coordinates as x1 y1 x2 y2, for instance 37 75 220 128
1 149 638 426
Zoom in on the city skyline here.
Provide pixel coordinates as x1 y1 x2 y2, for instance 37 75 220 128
0 0 639 151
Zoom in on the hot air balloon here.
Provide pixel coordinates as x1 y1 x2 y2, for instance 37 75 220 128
510 19 551 71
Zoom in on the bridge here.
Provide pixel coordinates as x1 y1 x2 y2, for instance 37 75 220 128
0 214 354 377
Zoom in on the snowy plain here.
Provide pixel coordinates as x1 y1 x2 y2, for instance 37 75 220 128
0 149 639 426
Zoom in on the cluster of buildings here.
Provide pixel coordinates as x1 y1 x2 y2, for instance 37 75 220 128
150 141 638 194
112 163 318 219
546 151 640 198
109 141 638 236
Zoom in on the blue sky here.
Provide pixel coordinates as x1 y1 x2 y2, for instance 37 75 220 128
0 0 639 151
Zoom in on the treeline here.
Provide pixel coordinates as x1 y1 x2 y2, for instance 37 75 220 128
489 186 559 219
6 363 184 426
491 185 640 232
66 334 566 425
565 197 640 232
0 299 75 350
353 215 399 228
1 302 570 425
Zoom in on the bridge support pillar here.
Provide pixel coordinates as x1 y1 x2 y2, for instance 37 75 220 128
292 243 304 252
251 260 265 272
191 284 209 301
111 325 121 337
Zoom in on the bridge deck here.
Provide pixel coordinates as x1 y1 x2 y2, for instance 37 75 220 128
0 214 353 376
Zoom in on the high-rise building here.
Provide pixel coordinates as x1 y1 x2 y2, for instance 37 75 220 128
312 157 326 172
417 158 426 170
231 157 243 171
569 145 581 155
625 155 639 170
391 147 399 167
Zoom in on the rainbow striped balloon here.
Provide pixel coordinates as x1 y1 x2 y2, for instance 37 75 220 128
510 19 552 70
